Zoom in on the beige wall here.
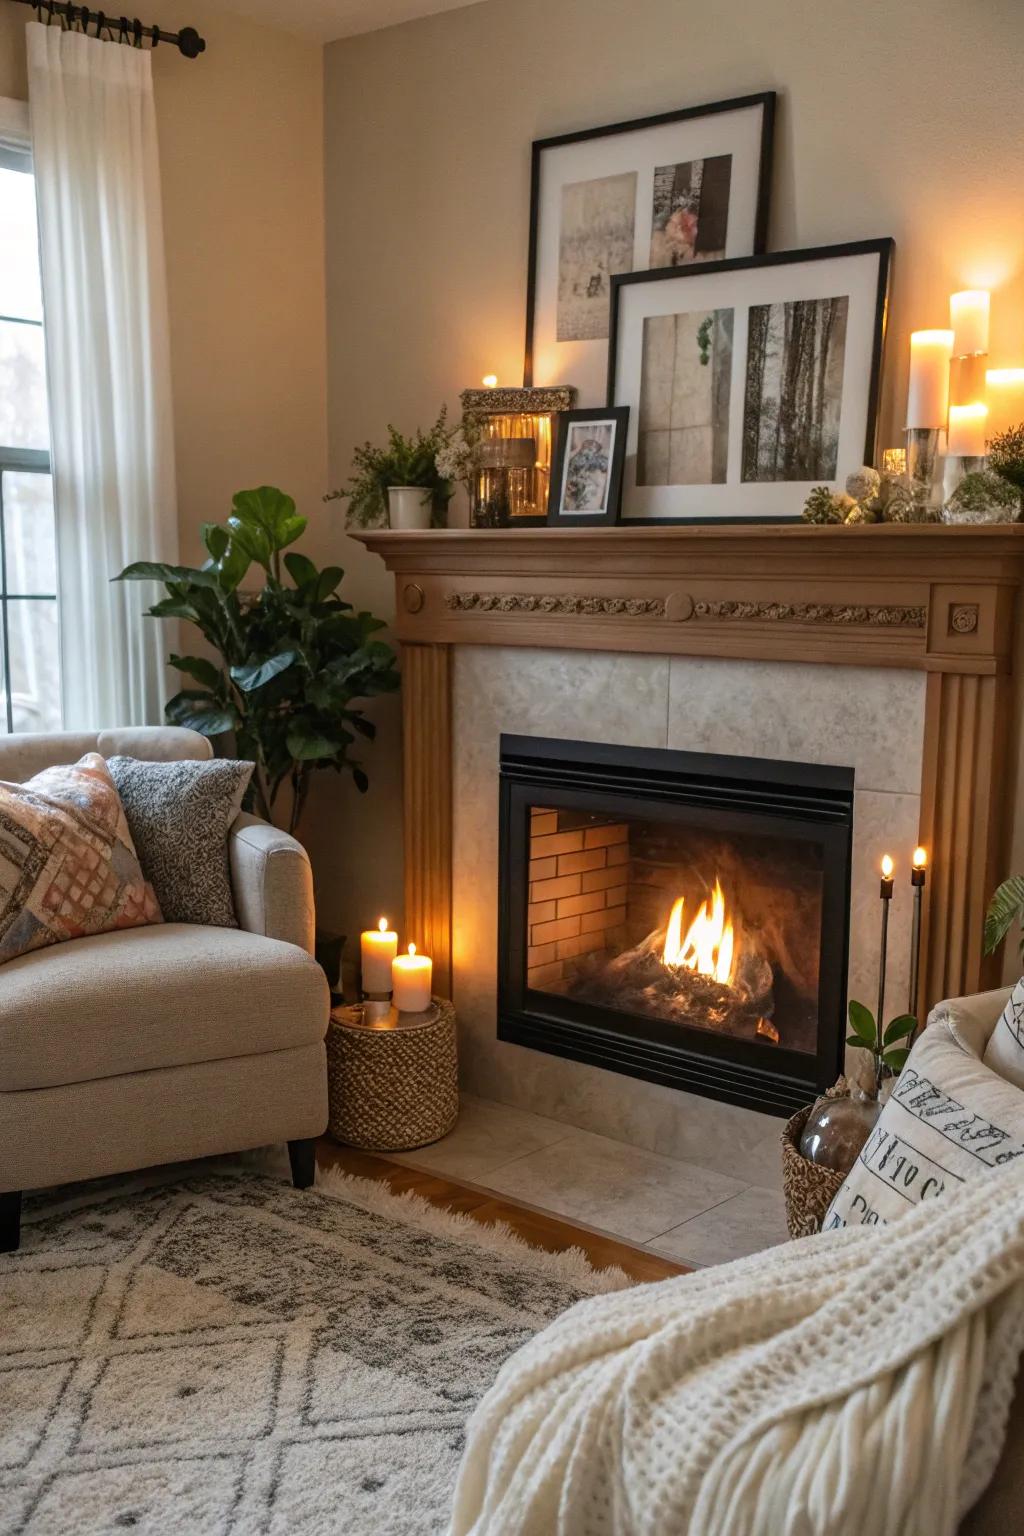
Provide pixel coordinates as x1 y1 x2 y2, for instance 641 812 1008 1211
322 0 1024 953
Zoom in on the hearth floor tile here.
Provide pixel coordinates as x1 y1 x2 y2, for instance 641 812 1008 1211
475 1127 748 1244
648 1184 789 1267
382 1093 573 1181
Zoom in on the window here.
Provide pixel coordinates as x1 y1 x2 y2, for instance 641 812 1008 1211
0 129 61 734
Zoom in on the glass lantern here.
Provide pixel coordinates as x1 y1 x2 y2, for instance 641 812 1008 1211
461 385 575 526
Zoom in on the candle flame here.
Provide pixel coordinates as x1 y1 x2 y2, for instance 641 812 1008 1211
913 847 927 870
987 368 1024 386
378 916 388 932
881 854 894 878
408 943 416 957
482 374 498 388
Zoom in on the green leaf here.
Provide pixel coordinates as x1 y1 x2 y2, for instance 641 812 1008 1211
314 566 345 603
115 561 220 589
846 1034 871 1050
352 766 369 794
170 653 222 690
883 1014 918 1047
984 875 1024 957
286 723 343 762
847 999 877 1046
202 523 229 561
278 516 307 551
283 552 318 590
230 487 307 556
165 689 239 736
230 650 299 691
147 596 200 621
217 540 251 593
883 1048 911 1073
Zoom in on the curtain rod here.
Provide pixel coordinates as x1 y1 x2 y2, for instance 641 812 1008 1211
10 1 206 57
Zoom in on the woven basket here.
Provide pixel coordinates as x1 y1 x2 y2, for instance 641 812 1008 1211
781 1090 849 1239
327 998 459 1152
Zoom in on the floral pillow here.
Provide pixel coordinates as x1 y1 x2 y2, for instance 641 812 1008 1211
0 752 162 965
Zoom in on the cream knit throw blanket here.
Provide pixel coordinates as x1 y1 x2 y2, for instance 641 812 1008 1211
451 1157 1024 1536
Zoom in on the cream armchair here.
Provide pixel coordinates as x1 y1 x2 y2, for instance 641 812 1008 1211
0 727 330 1253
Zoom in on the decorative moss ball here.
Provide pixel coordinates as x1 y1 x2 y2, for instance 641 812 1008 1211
943 470 1021 525
846 466 881 503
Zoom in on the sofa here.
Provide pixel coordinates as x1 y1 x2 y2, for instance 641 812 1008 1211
0 727 330 1253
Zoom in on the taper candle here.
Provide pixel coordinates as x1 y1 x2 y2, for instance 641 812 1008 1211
909 848 927 1035
392 943 432 1012
877 854 894 1091
907 331 954 428
361 917 398 994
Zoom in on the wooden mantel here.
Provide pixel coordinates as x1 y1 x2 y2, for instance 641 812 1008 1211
357 524 1024 1013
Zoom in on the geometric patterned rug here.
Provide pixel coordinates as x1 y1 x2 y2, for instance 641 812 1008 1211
1 1166 629 1535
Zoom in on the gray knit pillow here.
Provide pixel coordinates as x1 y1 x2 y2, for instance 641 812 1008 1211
106 757 254 927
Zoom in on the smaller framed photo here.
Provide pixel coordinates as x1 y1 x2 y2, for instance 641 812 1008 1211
547 407 630 525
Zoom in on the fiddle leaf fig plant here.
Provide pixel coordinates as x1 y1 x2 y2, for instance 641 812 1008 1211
115 486 400 833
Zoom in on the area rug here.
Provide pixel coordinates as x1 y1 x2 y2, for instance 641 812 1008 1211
1 1164 630 1535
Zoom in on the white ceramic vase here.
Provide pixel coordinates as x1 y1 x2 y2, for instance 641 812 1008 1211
387 486 432 530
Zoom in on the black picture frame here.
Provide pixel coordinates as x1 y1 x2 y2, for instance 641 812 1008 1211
606 238 894 525
547 407 630 526
524 91 776 397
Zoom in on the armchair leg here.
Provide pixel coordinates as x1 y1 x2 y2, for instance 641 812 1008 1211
1 1191 22 1254
287 1138 317 1190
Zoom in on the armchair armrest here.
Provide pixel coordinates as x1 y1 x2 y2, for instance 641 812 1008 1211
228 812 315 953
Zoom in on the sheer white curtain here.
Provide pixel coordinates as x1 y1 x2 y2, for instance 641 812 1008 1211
27 21 178 730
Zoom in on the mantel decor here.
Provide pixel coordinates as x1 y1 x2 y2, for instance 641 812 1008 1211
461 385 576 527
357 522 1024 1017
525 92 775 402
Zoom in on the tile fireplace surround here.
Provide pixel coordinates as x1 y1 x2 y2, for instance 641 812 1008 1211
359 525 1024 1170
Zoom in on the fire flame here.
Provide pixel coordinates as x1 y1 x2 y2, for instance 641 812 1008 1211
662 880 736 986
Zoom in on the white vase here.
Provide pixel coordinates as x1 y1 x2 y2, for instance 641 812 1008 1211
387 486 432 530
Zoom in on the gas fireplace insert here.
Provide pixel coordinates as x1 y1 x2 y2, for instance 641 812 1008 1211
497 735 854 1117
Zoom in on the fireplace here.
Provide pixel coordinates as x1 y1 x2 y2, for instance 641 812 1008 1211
498 735 854 1116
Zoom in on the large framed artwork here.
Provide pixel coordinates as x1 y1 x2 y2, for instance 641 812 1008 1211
608 239 893 523
524 92 775 404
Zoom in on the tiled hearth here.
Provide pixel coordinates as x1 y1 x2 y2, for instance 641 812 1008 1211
384 1094 788 1268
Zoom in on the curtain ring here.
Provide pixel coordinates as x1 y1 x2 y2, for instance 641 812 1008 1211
95 9 106 39
118 13 128 43
132 16 142 47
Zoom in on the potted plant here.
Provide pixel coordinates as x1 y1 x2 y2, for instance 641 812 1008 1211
328 410 455 530
115 486 400 833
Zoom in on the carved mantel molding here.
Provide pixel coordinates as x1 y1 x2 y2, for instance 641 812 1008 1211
355 525 1024 1027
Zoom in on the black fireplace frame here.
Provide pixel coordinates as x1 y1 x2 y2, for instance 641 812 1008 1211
497 735 854 1118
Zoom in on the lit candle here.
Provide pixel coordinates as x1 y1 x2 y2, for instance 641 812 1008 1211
482 374 498 388
986 369 1024 437
909 848 927 1035
392 943 432 1013
947 401 989 457
361 916 398 994
950 290 990 356
907 330 954 428
875 854 895 1091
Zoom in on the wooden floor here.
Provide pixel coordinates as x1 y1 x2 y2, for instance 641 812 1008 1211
317 1139 686 1285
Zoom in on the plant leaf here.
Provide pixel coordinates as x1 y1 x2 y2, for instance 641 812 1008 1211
883 1014 918 1046
115 560 220 588
230 650 299 691
847 999 877 1046
202 523 229 561
352 766 369 793
846 1034 870 1049
984 875 1024 956
883 1047 911 1073
165 689 239 736
170 653 222 690
283 552 318 590
313 566 345 603
286 723 343 761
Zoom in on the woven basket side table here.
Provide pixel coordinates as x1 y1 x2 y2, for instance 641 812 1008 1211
327 997 458 1152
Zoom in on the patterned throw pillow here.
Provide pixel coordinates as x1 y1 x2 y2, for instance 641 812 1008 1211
823 997 1024 1229
983 977 1024 1090
0 753 162 965
107 757 254 927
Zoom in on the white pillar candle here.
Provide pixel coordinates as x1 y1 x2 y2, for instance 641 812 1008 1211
986 368 1024 436
392 943 432 1012
361 917 398 992
950 290 990 356
947 402 989 457
907 330 954 428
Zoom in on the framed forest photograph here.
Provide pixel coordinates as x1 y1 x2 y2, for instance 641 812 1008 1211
608 239 893 523
524 93 775 405
547 407 629 525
